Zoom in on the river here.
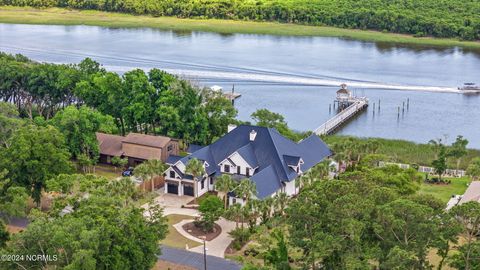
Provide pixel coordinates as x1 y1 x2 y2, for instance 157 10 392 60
1 23 479 147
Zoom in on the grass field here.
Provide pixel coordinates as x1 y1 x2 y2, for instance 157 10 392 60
93 164 121 179
419 177 471 203
1 7 480 49
162 214 202 249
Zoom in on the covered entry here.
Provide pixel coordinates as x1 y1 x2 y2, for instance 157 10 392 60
183 184 194 196
166 182 178 195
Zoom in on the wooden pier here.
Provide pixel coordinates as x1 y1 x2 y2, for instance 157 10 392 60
314 85 369 135
224 92 242 101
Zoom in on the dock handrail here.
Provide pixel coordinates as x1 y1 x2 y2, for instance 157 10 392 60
314 97 368 135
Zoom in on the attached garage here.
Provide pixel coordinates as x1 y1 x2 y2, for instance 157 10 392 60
167 183 178 195
183 185 194 196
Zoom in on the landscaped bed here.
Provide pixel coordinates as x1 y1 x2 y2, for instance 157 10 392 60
182 222 222 241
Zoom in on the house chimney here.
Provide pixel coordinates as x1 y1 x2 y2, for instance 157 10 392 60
249 130 257 141
228 124 237 133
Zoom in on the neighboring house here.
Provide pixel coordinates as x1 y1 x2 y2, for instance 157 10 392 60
164 124 332 203
96 132 179 166
446 181 480 210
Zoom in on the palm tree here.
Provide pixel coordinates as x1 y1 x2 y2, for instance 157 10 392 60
109 177 137 206
185 158 206 202
145 159 167 192
259 197 274 224
236 179 257 206
134 159 167 192
244 200 260 232
134 163 153 192
225 203 243 229
214 174 237 209
273 192 289 216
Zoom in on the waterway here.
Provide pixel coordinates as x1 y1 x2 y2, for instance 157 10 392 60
1 23 479 147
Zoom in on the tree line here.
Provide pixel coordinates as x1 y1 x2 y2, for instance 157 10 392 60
0 52 237 146
1 0 479 40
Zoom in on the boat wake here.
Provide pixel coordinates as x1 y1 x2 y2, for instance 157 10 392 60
106 65 460 93
0 45 460 94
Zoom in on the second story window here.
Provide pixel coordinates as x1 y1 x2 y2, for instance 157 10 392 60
167 145 173 151
237 166 241 174
246 168 250 177
224 164 230 173
169 171 175 178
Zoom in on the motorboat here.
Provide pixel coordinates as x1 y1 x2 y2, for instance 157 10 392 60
458 83 480 94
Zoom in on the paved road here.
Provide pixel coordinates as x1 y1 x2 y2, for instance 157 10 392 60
159 246 242 270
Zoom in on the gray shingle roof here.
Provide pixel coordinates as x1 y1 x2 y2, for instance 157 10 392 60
179 125 331 199
187 144 205 154
236 143 259 168
283 155 301 166
166 155 183 165
250 165 283 198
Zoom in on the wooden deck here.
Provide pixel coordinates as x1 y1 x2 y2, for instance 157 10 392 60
223 92 242 101
314 97 368 135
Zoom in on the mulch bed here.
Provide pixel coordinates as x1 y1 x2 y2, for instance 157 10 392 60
224 241 237 255
182 222 222 241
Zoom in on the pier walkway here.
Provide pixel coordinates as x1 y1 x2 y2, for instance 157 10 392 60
314 97 368 135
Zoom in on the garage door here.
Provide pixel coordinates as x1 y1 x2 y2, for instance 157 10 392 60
167 183 178 194
183 185 194 196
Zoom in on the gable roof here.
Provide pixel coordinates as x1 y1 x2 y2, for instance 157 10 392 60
236 143 259 168
123 133 172 148
179 125 332 198
96 133 124 157
166 155 183 165
459 181 480 204
250 165 283 199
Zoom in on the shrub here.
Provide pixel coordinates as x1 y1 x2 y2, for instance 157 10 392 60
229 228 251 250
198 195 224 232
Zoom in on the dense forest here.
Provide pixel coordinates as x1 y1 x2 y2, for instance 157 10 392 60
1 0 479 40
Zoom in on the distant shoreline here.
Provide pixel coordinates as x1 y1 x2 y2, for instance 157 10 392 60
1 7 480 49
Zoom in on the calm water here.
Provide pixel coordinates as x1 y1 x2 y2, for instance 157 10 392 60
1 24 479 147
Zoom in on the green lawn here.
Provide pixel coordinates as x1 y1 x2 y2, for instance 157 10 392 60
93 164 121 179
162 214 202 249
1 7 480 49
419 177 471 203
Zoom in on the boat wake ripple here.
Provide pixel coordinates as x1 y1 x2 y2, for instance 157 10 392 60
0 45 460 93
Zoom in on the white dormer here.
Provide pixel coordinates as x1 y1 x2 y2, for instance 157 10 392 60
249 130 257 141
218 151 258 176
285 156 304 174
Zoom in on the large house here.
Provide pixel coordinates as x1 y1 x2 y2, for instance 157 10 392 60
164 124 332 202
96 132 179 166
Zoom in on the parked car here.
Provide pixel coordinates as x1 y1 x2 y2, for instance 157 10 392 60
122 167 134 177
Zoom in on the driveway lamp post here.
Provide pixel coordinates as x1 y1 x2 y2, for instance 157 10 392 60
201 236 207 270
